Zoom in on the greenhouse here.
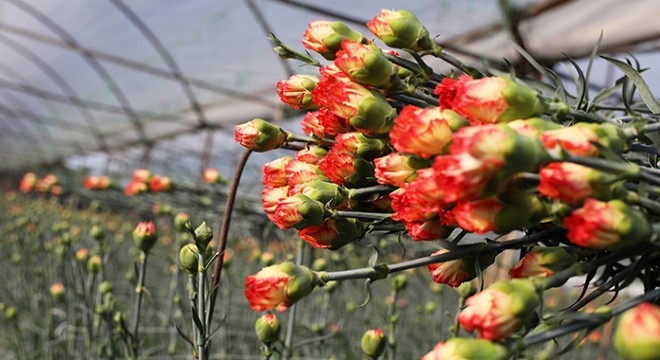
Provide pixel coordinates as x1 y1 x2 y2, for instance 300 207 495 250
1 0 660 359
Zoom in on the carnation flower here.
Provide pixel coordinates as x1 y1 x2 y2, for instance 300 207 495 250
390 106 467 159
235 119 288 152
244 262 320 312
276 74 319 110
367 9 434 51
614 302 660 360
301 20 364 60
458 279 541 341
421 338 509 360
563 199 651 250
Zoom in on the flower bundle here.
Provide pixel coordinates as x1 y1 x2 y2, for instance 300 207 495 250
234 8 660 358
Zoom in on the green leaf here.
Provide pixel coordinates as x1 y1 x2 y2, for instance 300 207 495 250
561 54 587 109
600 55 660 114
511 42 567 103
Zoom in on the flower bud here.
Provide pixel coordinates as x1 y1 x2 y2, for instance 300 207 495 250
392 273 408 291
87 255 103 273
390 106 468 159
90 225 105 241
301 108 352 139
614 302 660 360
19 172 37 193
75 248 90 263
84 176 113 190
427 249 494 288
244 262 321 312
179 243 199 274
312 67 396 134
540 123 626 157
173 212 190 233
373 153 427 187
148 175 172 192
367 9 434 51
335 40 397 89
509 246 576 280
276 74 319 110
132 169 152 183
334 132 390 160
318 149 375 187
301 20 364 60
202 168 227 184
507 117 561 138
453 191 546 234
255 313 281 345
539 162 624 205
262 186 289 223
361 328 387 359
435 76 546 125
457 282 476 299
194 221 213 248
124 181 148 196
99 281 113 295
563 199 651 250
235 119 288 152
450 124 548 175
262 156 292 189
296 179 348 207
284 159 327 190
298 217 364 250
293 146 328 165
50 282 65 302
458 278 541 341
272 194 325 230
421 338 509 360
133 221 157 253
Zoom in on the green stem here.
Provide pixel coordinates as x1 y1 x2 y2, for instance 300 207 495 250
334 210 392 221
283 239 304 360
197 253 207 360
518 288 660 349
287 134 336 147
348 185 396 198
131 252 148 358
543 243 647 289
326 228 564 281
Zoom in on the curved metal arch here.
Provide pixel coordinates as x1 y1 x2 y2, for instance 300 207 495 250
6 0 150 150
108 0 208 129
0 34 108 150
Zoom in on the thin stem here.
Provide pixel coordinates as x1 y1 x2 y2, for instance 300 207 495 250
283 239 304 360
197 253 206 360
207 149 251 330
348 185 396 198
326 228 564 281
518 288 660 348
334 210 392 221
287 134 335 147
544 243 647 289
131 252 148 358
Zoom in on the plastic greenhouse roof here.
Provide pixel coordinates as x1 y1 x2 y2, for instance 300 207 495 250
0 0 659 174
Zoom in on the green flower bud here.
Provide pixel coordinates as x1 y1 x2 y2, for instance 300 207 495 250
173 212 190 233
298 179 349 207
255 313 281 345
194 221 213 248
133 221 157 253
614 302 660 360
235 119 288 152
87 255 103 273
99 281 113 295
392 273 408 291
179 244 199 275
361 329 387 359
367 9 434 51
90 225 105 241
49 283 65 302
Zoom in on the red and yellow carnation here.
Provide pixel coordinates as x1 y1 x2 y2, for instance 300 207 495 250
390 106 466 159
276 74 318 110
